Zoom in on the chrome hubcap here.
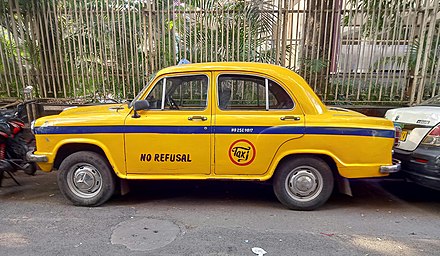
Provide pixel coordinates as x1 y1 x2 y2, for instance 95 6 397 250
67 164 102 199
285 166 323 202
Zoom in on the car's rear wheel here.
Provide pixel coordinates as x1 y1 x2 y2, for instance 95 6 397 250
58 151 115 206
273 156 334 210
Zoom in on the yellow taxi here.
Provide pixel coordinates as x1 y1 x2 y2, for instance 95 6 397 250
27 62 400 210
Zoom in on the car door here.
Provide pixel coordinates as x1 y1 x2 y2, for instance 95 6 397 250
125 72 212 175
213 72 305 175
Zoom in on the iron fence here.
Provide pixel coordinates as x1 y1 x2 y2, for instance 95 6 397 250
0 0 439 105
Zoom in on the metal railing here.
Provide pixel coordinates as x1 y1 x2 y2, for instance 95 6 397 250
0 0 439 105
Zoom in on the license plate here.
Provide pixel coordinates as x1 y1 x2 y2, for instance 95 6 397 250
400 130 408 141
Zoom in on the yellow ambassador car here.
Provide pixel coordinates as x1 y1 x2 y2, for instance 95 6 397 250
27 62 400 210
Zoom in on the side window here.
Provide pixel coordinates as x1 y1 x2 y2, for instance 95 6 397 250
146 75 208 111
217 74 294 110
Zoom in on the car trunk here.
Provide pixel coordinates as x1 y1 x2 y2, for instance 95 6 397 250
385 106 440 151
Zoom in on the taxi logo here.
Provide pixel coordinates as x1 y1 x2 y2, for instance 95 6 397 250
228 139 256 166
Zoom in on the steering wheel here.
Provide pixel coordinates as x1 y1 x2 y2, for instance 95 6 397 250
166 96 180 110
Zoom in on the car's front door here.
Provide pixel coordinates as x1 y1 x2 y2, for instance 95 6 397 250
213 72 305 175
125 72 212 175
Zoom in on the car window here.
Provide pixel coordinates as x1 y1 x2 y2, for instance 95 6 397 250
146 75 208 111
217 74 294 110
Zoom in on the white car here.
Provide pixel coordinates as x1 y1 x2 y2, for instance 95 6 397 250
385 96 440 190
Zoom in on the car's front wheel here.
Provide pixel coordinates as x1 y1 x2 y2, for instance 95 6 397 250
273 156 334 210
58 151 115 206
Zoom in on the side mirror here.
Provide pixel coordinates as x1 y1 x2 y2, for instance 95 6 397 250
132 100 150 118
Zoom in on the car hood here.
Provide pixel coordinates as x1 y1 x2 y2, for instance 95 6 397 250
34 104 131 128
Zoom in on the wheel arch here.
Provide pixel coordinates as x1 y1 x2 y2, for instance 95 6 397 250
52 140 125 178
270 152 340 180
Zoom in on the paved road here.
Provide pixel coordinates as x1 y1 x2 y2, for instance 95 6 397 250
0 171 439 256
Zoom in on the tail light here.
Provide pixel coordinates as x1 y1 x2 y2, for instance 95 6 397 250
421 124 440 146
394 125 402 147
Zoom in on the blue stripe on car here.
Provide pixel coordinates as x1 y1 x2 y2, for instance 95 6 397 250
34 125 395 138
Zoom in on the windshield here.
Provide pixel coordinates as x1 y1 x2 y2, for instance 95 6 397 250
419 94 440 106
129 73 157 108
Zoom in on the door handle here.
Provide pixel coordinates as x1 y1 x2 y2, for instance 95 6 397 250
280 116 301 121
188 116 207 121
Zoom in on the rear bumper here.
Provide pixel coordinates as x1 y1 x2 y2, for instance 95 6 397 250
379 159 401 174
26 150 48 163
393 147 440 190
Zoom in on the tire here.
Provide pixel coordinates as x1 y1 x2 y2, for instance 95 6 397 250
57 151 116 206
273 156 334 211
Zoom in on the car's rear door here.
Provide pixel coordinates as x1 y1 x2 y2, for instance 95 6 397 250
213 71 305 175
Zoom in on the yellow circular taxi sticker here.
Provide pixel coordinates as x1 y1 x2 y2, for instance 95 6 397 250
228 139 256 166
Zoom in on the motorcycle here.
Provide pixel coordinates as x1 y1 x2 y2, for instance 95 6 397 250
0 101 37 186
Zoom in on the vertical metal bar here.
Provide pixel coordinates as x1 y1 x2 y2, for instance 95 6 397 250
376 0 393 102
146 1 155 76
84 0 96 96
0 0 12 96
127 0 135 95
182 1 187 61
235 4 240 61
225 5 229 61
41 0 57 96
324 0 336 102
8 0 25 95
231 5 236 61
210 1 214 62
117 0 127 97
410 0 430 104
62 0 75 98
214 2 219 62
204 0 209 62
74 0 85 96
98 0 109 97
96 0 107 96
365 0 380 101
430 28 440 96
15 0 32 90
51 0 67 98
287 0 296 68
134 1 142 93
280 0 288 66
293 0 302 70
166 0 172 65
387 0 403 102
353 0 364 101
110 0 119 97
416 0 438 103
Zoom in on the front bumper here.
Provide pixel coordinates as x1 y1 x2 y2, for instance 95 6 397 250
379 159 401 174
26 150 48 163
393 147 440 190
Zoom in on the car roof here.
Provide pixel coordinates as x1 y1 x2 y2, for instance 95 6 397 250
157 62 291 76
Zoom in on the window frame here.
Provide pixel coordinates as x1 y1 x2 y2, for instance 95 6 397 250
216 73 295 111
144 73 210 111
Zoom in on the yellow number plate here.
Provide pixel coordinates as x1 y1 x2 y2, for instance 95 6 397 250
400 130 408 141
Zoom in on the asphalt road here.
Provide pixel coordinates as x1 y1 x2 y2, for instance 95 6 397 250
0 171 439 256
